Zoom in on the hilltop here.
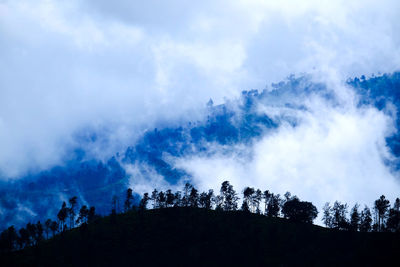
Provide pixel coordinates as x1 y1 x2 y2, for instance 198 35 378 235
2 207 399 267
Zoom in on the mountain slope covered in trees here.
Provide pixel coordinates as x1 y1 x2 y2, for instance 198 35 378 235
1 72 400 230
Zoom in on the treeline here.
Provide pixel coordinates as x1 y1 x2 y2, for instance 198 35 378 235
322 196 400 232
1 181 400 254
0 198 98 254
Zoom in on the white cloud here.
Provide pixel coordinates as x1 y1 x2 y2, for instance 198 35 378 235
0 0 400 179
175 93 400 219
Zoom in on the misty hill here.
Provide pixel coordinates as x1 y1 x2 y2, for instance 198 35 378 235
2 208 399 267
1 72 400 230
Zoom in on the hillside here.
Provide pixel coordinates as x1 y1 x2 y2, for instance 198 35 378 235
2 208 399 267
2 72 400 230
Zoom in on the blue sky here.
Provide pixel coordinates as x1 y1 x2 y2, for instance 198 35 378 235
1 0 400 214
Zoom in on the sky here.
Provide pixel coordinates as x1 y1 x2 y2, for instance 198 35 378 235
1 0 400 213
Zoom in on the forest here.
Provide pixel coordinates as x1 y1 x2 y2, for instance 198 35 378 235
1 180 400 266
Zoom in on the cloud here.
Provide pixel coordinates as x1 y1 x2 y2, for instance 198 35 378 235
174 91 400 218
0 0 400 179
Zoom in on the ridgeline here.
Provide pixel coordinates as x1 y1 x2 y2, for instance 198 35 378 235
1 207 399 267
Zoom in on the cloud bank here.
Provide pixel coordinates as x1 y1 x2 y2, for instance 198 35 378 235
173 90 400 214
0 0 400 212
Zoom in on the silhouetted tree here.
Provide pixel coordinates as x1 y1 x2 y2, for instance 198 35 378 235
387 198 400 232
266 194 281 217
242 187 254 212
173 191 182 207
220 181 238 211
26 223 36 245
214 195 224 211
0 226 17 252
50 221 59 237
77 205 89 225
57 202 68 232
199 190 214 209
18 227 30 249
182 183 193 207
253 189 263 214
68 196 78 229
124 188 134 212
34 221 44 244
151 189 159 209
374 195 390 231
44 219 51 239
359 206 372 232
322 203 333 228
350 204 360 231
165 189 175 207
189 187 199 208
139 193 150 210
263 190 271 214
284 191 292 201
157 191 167 208
332 201 349 230
282 197 318 224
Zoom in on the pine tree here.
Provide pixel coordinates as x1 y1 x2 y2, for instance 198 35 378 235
322 202 332 228
374 195 390 231
189 187 199 208
57 202 68 231
220 181 238 211
350 204 360 231
359 206 372 232
124 188 134 212
139 193 150 210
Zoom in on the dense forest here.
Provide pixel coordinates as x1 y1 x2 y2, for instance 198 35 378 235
1 181 399 266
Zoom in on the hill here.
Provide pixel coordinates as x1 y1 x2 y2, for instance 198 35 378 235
1 208 399 266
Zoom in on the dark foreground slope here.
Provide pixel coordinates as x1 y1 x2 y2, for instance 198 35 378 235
2 208 400 267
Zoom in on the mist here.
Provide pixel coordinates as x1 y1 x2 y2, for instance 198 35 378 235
1 0 400 203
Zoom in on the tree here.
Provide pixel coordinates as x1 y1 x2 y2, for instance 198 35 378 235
332 201 349 230
182 183 193 207
0 226 17 252
18 227 30 249
173 191 182 207
199 190 214 209
151 189 159 209
124 188 134 212
350 204 360 231
242 187 255 212
50 221 59 237
35 221 44 244
263 190 271 215
359 206 372 232
387 198 400 232
214 195 224 211
281 198 318 224
322 202 332 228
44 219 52 239
157 191 166 208
139 193 150 210
253 189 263 214
77 205 89 225
189 187 199 208
165 189 175 207
374 195 390 231
68 196 78 229
266 194 281 217
219 181 238 211
26 223 37 245
57 202 68 232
